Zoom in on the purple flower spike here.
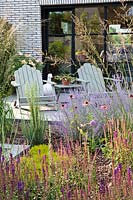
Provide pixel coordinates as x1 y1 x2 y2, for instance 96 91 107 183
11 164 15 177
80 189 84 198
42 166 45 174
42 155 46 164
10 153 13 158
124 139 127 145
16 156 20 164
61 187 65 194
99 179 106 194
127 167 132 182
0 146 2 154
114 167 118 176
2 155 5 163
67 191 71 199
113 131 118 138
25 190 29 200
18 180 24 192
118 163 122 171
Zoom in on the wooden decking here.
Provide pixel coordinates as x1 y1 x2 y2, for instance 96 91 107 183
5 95 65 122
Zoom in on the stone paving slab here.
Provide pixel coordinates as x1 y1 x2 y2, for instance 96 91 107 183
0 144 30 159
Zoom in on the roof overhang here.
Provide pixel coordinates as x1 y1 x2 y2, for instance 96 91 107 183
39 0 132 6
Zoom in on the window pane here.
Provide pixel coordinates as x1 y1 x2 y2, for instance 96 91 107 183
75 7 104 34
48 11 72 35
48 36 71 60
108 5 133 33
75 35 104 64
107 5 133 62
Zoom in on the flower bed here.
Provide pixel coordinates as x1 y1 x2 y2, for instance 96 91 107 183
0 84 133 199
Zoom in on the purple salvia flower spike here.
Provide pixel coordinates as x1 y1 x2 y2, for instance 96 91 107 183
2 155 5 163
67 191 71 199
118 163 122 171
99 179 106 194
11 164 15 177
0 146 2 154
114 167 118 176
25 190 29 200
18 180 24 192
127 167 132 183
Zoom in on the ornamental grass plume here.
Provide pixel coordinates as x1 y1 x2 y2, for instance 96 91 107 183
0 17 17 96
72 14 103 68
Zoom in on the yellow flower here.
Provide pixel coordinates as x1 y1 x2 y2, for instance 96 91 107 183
21 60 27 65
75 51 81 55
29 60 35 67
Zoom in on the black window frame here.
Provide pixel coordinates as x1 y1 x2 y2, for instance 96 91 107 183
41 2 133 76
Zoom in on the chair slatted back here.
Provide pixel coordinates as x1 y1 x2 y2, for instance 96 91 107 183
14 65 44 98
77 63 106 93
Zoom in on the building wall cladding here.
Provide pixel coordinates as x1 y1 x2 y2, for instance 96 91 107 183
0 0 42 58
0 0 130 58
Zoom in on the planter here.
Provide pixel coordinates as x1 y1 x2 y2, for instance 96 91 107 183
62 79 70 85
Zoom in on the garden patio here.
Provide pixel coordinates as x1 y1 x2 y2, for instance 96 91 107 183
1 82 133 199
0 1 133 199
5 94 65 122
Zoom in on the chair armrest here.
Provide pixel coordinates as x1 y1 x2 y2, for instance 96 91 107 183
11 81 21 87
104 77 122 82
43 80 56 85
76 78 90 83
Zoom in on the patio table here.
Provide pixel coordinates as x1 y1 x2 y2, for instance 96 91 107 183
55 84 82 101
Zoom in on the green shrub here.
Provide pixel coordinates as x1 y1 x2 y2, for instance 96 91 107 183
49 40 70 59
20 145 58 183
10 53 44 72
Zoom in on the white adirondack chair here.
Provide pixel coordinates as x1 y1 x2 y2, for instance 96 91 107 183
77 63 120 94
11 65 57 110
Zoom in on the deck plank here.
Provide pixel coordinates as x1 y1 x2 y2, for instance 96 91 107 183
5 95 65 122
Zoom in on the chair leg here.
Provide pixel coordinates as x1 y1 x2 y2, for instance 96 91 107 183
19 106 22 114
14 101 19 109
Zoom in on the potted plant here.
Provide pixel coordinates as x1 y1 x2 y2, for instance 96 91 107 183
55 74 75 85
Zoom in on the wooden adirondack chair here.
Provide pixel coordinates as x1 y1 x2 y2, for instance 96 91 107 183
77 63 120 94
11 65 57 110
